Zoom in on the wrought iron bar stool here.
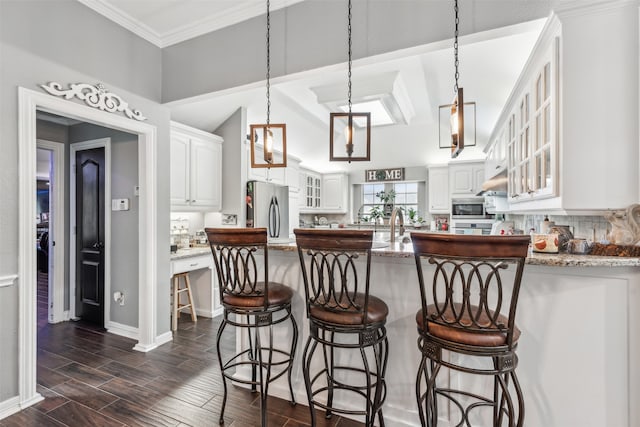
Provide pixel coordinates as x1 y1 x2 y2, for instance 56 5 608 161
294 229 389 427
206 228 298 427
410 233 530 427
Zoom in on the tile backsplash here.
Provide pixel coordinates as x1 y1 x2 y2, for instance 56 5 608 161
506 214 610 242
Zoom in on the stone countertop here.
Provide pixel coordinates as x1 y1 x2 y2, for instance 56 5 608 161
267 240 640 267
169 240 640 267
170 246 211 260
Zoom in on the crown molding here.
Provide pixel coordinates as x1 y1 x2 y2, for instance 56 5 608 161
554 0 638 18
77 0 163 46
78 0 305 48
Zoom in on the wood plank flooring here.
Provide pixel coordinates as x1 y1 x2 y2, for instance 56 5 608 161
0 272 364 427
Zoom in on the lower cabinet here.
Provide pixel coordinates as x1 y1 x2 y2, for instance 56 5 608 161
170 254 222 318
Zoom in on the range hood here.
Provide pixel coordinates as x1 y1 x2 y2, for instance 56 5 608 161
476 168 507 196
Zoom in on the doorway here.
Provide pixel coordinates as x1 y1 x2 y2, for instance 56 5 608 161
35 140 65 325
71 142 110 328
18 87 161 409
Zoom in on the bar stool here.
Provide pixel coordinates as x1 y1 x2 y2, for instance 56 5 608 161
171 271 197 331
294 229 389 427
205 227 298 427
410 233 530 427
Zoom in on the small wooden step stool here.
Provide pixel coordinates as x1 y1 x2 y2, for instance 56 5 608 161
171 272 197 331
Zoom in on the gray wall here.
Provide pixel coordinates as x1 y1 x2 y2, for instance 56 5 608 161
162 0 556 102
216 108 248 225
69 123 140 328
0 0 171 402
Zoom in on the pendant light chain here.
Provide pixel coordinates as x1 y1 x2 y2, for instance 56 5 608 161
347 0 352 114
453 0 459 93
266 0 271 126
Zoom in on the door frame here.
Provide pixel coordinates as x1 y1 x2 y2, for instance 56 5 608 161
36 140 66 324
18 87 159 408
69 139 112 327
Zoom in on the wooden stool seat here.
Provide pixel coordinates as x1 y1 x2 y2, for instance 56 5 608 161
171 271 197 331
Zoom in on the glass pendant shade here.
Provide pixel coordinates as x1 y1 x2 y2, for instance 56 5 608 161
330 112 371 161
250 123 287 168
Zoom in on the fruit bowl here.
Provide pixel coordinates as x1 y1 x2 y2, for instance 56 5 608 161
531 233 559 253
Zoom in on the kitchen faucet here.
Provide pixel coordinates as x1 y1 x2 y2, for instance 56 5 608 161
389 207 405 242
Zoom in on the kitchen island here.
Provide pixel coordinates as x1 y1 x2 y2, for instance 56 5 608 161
174 237 640 426
262 236 640 427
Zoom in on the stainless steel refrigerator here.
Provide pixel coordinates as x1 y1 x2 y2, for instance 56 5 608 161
246 180 289 241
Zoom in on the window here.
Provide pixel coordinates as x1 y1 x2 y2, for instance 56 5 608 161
359 182 419 220
392 182 418 214
360 183 385 217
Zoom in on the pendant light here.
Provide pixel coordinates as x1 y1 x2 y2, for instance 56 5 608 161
439 0 475 158
250 0 287 169
329 0 371 162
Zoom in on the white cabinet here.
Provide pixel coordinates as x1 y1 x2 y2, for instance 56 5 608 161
489 21 560 208
246 152 300 191
428 166 450 213
301 170 321 210
299 170 348 213
449 161 484 196
485 123 508 180
321 173 348 212
170 122 223 211
170 253 222 318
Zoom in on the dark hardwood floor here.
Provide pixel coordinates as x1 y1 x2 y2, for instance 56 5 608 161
0 271 363 427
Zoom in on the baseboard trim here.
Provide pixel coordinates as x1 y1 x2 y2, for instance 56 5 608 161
0 393 44 421
155 331 173 347
106 320 139 340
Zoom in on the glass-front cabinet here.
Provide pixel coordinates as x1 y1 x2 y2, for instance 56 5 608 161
506 36 558 204
305 173 321 208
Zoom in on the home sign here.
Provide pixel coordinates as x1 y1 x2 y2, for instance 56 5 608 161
365 168 405 182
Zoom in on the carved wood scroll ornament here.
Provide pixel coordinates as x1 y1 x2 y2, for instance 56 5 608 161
40 82 147 121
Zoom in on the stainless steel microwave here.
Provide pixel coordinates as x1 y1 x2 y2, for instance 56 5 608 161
451 197 493 219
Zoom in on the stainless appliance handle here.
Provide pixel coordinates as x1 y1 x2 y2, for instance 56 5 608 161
268 196 280 238
274 196 281 237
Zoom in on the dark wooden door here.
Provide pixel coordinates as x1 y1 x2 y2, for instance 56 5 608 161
75 147 105 327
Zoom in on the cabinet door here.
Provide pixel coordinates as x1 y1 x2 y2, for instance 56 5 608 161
170 133 190 207
449 165 474 195
428 167 450 213
322 174 346 212
190 138 221 209
473 165 485 195
299 172 307 207
289 191 299 236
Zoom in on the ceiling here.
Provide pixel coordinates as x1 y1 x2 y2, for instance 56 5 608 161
79 0 546 173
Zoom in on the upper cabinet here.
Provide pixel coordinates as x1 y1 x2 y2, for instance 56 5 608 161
506 37 558 204
449 161 485 196
299 169 348 213
428 166 450 213
321 173 348 212
487 9 640 213
246 150 301 191
170 121 223 211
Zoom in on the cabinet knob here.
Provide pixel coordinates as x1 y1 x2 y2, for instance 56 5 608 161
185 199 189 202
191 200 196 202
